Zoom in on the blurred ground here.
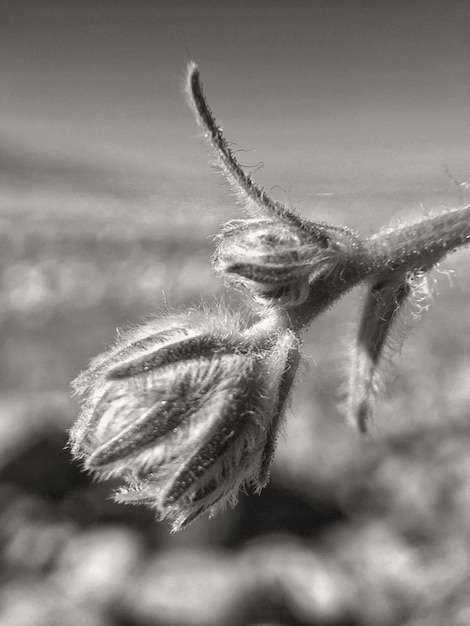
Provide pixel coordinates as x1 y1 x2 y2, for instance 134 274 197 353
1 154 470 625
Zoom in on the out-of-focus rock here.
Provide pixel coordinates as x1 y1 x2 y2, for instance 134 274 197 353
53 527 144 609
0 580 110 626
125 548 247 626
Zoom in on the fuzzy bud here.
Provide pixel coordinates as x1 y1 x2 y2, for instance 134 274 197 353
69 306 300 531
213 218 329 307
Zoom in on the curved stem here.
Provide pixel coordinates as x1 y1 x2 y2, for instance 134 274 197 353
186 63 300 223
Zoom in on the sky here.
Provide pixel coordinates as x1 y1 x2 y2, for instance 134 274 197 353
1 0 470 231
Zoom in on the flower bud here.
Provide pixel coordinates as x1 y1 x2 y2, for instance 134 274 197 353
213 218 330 307
69 306 300 531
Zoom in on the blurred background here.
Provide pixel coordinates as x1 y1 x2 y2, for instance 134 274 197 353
1 1 470 624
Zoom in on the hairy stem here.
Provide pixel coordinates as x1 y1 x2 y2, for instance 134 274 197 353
366 205 470 274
